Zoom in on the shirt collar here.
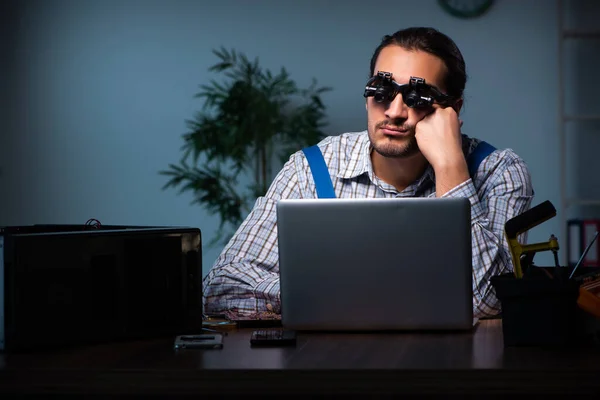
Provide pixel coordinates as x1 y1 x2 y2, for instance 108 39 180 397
337 131 371 179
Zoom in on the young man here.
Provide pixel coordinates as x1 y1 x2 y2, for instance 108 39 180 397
202 27 534 319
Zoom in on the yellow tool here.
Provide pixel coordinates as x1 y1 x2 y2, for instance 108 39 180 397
502 201 600 320
504 200 559 278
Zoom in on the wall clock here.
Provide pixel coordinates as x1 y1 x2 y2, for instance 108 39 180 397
438 0 495 19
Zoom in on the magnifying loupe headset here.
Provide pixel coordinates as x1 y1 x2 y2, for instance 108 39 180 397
363 71 456 108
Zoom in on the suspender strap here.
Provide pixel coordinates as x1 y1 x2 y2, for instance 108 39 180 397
302 140 496 199
302 145 336 199
467 140 496 177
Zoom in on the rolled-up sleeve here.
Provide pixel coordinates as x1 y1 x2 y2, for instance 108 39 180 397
442 151 534 318
202 157 301 316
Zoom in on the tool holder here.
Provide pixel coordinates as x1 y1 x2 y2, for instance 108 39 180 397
492 267 600 346
491 201 600 346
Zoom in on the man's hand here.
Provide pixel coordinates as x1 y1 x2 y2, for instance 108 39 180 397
415 105 463 169
415 105 469 196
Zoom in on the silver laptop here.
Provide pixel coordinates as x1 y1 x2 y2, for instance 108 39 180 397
276 197 474 331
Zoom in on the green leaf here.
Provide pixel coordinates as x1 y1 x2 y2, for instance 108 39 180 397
162 46 333 247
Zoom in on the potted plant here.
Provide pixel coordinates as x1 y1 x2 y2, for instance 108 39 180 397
161 47 332 247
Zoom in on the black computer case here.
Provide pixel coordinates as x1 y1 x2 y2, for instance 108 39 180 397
0 225 203 352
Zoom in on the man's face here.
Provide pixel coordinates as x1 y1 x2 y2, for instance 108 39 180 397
366 45 448 158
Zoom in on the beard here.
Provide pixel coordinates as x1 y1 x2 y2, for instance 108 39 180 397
369 119 420 158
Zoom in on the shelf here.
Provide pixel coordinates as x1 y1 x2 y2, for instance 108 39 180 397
557 0 600 266
564 115 600 122
563 30 600 38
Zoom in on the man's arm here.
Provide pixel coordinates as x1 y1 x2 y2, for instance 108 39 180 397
441 150 534 318
202 157 302 316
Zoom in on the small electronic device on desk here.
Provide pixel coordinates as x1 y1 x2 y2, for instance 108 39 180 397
491 201 600 346
172 315 238 351
174 334 223 350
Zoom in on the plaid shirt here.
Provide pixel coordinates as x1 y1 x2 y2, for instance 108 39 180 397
202 130 534 319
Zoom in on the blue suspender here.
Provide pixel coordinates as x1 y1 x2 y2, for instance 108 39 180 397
302 140 497 199
302 145 336 198
467 140 496 178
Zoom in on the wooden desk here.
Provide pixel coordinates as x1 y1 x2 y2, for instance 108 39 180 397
1 320 600 397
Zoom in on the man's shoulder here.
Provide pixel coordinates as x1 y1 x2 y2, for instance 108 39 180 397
462 134 531 188
290 130 368 160
282 130 369 181
312 130 367 151
463 134 526 164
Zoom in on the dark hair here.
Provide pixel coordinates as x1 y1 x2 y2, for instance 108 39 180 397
369 27 467 99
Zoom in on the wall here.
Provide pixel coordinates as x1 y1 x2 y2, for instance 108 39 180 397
564 0 600 219
2 0 569 272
